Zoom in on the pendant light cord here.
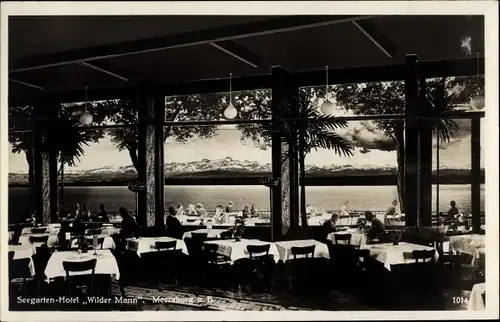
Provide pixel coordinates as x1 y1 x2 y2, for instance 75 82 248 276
229 73 233 104
325 65 329 101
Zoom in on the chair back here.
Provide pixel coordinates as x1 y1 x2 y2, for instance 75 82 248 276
412 249 435 263
255 222 269 226
88 229 102 235
246 244 270 259
32 227 47 234
62 258 97 274
8 251 15 261
8 257 32 281
203 243 220 264
291 245 316 259
220 231 233 240
155 240 177 251
29 235 49 244
191 232 208 242
334 233 352 245
186 218 197 223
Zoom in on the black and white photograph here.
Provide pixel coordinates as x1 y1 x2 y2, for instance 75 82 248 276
1 1 498 320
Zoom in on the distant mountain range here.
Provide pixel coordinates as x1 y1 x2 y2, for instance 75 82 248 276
8 157 484 185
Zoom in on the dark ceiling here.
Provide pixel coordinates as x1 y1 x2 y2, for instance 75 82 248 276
8 15 484 104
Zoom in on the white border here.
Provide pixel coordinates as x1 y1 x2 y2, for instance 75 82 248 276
1 1 498 321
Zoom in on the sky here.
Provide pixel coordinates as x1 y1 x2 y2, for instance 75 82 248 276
8 115 485 173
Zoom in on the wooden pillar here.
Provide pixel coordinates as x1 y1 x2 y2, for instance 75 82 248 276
418 78 433 226
471 118 481 233
271 66 299 240
404 55 420 227
32 101 59 225
137 87 165 229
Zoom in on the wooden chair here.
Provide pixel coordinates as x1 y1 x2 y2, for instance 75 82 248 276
334 233 352 245
8 257 33 296
29 235 49 244
191 232 208 242
31 227 47 234
242 244 274 291
155 240 177 251
247 244 271 259
291 245 316 259
62 259 97 297
412 249 436 264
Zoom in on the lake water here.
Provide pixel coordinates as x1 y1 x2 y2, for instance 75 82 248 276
8 185 484 222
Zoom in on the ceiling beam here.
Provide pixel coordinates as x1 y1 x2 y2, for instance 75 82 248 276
77 61 129 82
209 41 263 68
9 78 44 90
10 15 378 72
352 20 398 59
9 57 484 106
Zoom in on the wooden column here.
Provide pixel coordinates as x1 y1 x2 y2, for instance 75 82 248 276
404 55 420 227
418 77 433 226
137 87 165 229
471 118 481 233
271 66 299 240
32 101 59 225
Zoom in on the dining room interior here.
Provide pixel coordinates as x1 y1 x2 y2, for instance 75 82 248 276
5 13 489 312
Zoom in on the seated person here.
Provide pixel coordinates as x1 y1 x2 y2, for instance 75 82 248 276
225 202 234 213
250 204 259 218
119 207 137 238
195 204 207 217
241 205 251 219
320 213 340 241
185 204 196 216
166 206 184 239
385 199 400 217
305 204 317 218
446 201 460 223
365 211 385 242
94 204 109 222
213 205 227 224
176 204 185 216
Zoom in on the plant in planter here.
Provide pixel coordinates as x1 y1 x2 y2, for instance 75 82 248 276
229 217 246 241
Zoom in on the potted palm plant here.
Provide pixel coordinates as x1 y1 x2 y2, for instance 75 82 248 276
260 89 353 229
230 217 246 241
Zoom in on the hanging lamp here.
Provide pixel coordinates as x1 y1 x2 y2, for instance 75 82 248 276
223 73 238 119
320 66 336 115
79 86 93 125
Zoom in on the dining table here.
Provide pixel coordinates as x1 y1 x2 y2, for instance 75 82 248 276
125 236 188 257
274 239 330 262
44 249 121 281
182 228 228 239
204 238 280 264
449 234 485 257
8 244 38 276
327 229 367 246
468 283 486 310
360 242 439 271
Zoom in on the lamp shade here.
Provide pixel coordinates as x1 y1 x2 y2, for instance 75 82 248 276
79 112 93 125
224 103 238 119
320 100 336 115
470 94 485 110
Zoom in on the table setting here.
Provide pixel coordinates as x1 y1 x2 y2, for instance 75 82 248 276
360 242 439 271
204 238 280 264
125 236 188 257
44 249 121 281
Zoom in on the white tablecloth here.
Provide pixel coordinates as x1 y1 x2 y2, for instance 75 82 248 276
449 234 486 256
21 226 48 235
468 283 486 310
44 249 120 280
8 244 37 276
327 229 367 246
125 237 188 257
274 239 330 262
47 223 61 234
102 227 122 235
70 235 116 250
204 239 280 263
182 229 228 239
360 242 439 271
18 233 59 247
471 247 485 267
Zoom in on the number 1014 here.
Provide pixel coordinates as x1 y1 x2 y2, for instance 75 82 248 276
452 297 469 304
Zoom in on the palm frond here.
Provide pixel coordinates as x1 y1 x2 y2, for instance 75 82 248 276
310 131 354 157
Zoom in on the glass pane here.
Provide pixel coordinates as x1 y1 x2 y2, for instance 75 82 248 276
165 89 271 122
164 124 271 178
